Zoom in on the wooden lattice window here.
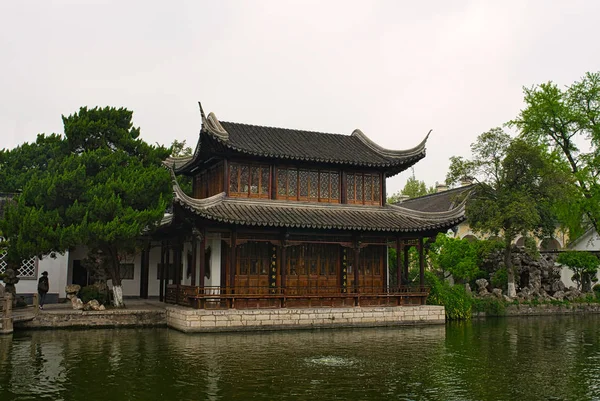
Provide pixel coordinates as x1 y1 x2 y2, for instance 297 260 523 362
346 172 382 205
237 242 270 276
286 244 339 276
0 245 38 280
276 168 340 203
229 162 270 198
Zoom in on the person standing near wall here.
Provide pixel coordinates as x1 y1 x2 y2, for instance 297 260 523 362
37 271 49 310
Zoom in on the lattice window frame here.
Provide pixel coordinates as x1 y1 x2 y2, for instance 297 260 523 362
0 246 39 280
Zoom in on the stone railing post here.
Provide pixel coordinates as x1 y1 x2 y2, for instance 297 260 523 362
1 294 14 335
33 292 39 312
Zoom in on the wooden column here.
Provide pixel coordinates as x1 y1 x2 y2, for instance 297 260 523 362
198 230 206 289
403 243 410 286
396 237 402 289
229 230 237 293
223 159 229 195
191 233 198 286
381 172 387 206
139 242 150 299
418 237 425 287
174 241 182 304
280 233 287 291
271 166 277 200
164 241 171 301
382 244 388 291
159 242 165 302
354 242 360 294
341 172 347 204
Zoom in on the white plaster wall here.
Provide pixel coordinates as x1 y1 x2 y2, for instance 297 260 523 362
205 234 221 288
147 244 163 297
15 252 69 298
570 231 600 251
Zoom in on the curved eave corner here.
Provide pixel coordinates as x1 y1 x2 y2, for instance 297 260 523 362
351 128 431 160
387 197 467 231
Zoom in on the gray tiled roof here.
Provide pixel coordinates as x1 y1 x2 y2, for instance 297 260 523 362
174 107 429 176
173 184 465 233
398 185 475 213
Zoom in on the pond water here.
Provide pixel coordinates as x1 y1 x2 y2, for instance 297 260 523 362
1 315 600 401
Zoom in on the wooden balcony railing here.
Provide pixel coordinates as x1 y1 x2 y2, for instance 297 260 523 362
165 285 429 309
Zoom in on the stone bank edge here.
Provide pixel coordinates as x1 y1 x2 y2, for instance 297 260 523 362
166 305 445 333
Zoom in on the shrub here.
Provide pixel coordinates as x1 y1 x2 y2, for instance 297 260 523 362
491 268 508 292
425 271 472 320
472 297 506 316
594 284 600 300
80 285 108 305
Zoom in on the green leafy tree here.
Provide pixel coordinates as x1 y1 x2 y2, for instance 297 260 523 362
170 139 193 157
509 72 600 239
388 169 434 203
429 233 480 284
447 128 565 297
170 139 193 196
1 107 172 307
557 251 599 292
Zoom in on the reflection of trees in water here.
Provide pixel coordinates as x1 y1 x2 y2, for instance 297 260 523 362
1 320 600 400
443 316 600 400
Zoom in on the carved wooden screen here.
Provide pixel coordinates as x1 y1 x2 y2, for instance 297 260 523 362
234 241 272 293
276 168 340 203
346 172 381 206
345 245 385 293
285 244 339 294
229 163 270 198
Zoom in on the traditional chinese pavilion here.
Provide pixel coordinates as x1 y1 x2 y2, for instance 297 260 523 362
153 104 465 309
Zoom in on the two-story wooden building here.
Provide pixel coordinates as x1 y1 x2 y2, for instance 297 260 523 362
152 104 465 308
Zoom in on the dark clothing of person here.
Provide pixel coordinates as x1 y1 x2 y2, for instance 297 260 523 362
38 276 49 307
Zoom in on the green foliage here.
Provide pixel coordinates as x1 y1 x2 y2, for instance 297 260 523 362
472 297 506 316
170 139 193 157
594 284 600 299
446 128 567 295
425 271 472 320
0 106 173 296
523 236 540 260
509 71 600 238
80 285 108 305
429 233 480 283
491 268 508 291
388 169 434 203
557 251 599 291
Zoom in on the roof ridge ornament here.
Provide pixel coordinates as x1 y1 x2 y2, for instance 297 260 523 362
198 102 229 141
351 129 431 159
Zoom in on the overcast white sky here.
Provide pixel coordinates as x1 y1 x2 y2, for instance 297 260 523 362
1 1 599 195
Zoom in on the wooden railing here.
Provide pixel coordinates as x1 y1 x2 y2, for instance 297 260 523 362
165 285 429 309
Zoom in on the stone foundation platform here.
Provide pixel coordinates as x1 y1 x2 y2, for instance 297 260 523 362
14 308 166 330
166 305 445 333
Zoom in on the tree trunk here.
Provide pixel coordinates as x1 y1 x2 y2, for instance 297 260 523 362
112 285 124 308
504 240 516 298
107 250 125 308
